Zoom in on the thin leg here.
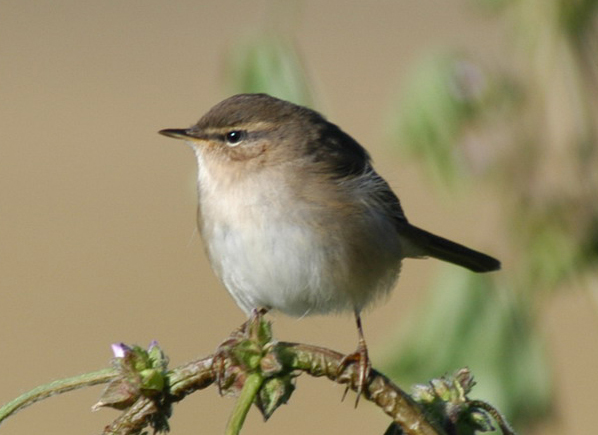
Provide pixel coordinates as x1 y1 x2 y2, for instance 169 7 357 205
354 312 371 402
338 311 371 406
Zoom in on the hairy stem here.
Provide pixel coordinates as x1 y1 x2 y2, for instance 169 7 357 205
0 368 117 425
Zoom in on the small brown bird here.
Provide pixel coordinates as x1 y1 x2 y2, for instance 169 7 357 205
159 93 500 397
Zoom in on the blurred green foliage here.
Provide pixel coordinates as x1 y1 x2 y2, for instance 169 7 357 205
224 33 314 108
383 0 598 431
382 269 552 427
222 0 598 431
387 53 516 188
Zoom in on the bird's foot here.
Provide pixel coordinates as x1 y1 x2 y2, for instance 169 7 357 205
212 308 269 395
212 338 242 396
337 341 371 407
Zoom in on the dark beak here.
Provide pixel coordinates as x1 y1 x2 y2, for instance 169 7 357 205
158 128 192 139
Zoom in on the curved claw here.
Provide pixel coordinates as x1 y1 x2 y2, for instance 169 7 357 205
338 342 371 406
337 312 371 406
212 337 240 395
211 307 271 395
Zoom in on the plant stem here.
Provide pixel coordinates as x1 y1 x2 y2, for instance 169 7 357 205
225 373 264 435
0 367 117 425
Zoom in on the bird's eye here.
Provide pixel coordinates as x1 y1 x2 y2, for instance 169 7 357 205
224 130 246 146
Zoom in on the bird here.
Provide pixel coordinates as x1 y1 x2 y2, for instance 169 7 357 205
159 93 500 398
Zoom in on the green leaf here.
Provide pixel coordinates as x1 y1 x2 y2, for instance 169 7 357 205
254 375 296 421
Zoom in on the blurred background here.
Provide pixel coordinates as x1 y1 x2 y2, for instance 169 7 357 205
1 1 597 434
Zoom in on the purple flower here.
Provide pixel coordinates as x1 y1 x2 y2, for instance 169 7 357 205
111 342 131 359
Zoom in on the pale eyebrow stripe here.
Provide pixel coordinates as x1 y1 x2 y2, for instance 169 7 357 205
203 121 277 136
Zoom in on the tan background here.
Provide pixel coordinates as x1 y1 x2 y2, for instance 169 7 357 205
1 1 596 434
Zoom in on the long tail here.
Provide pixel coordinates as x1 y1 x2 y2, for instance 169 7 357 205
401 225 501 273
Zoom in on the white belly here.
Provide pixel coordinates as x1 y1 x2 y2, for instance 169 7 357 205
195 156 403 317
207 215 336 315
